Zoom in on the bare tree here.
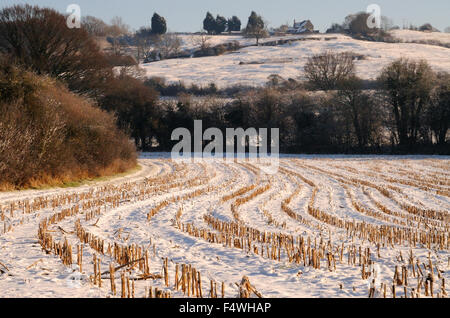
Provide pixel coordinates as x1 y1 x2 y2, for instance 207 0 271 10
303 51 356 90
192 32 212 53
274 24 289 33
109 16 130 54
427 72 450 145
135 28 157 62
110 16 130 35
82 15 108 36
155 33 182 59
336 76 383 148
381 16 394 32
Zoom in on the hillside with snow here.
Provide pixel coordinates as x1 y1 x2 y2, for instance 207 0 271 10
389 29 450 45
177 33 316 52
142 34 450 88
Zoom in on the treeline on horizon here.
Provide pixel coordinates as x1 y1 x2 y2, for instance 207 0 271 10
0 5 449 190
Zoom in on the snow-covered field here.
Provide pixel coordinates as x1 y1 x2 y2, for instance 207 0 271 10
177 33 319 52
178 34 244 52
142 34 450 88
1 155 449 298
390 30 450 45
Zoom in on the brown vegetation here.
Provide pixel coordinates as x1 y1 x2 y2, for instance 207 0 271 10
0 4 111 97
0 63 136 190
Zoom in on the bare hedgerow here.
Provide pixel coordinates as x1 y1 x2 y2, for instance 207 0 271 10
0 63 136 190
303 51 356 91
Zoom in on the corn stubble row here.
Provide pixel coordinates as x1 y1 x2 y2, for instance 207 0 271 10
7 159 449 298
34 162 237 298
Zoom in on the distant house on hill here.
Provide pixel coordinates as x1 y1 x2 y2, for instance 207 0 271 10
287 20 316 34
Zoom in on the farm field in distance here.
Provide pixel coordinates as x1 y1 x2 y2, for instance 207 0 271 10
0 155 448 298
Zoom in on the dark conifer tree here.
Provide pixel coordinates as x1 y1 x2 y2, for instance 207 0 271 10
228 16 241 32
151 12 167 35
215 15 227 34
203 12 216 34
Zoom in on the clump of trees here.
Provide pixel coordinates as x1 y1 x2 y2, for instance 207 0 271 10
326 23 345 34
326 12 393 41
135 12 167 38
98 73 161 151
378 59 437 147
154 33 182 59
82 15 110 36
301 52 448 151
203 12 241 34
144 76 255 97
95 12 171 61
348 12 377 35
0 5 111 97
134 13 183 62
418 23 440 32
243 11 268 45
108 16 132 54
419 23 433 32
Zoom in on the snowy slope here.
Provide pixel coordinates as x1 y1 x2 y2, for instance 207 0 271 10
177 34 321 52
142 34 450 88
390 29 450 45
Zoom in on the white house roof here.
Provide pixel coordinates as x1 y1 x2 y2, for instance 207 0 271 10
294 20 309 29
288 20 313 33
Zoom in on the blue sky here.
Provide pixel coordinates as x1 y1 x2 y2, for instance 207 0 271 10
2 0 449 32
